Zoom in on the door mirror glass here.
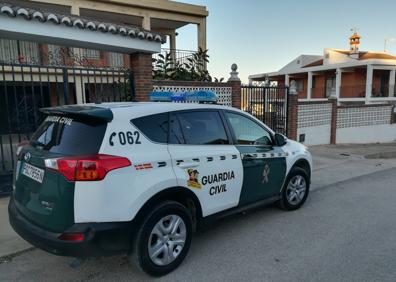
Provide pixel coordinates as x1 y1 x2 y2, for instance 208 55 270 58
274 133 287 146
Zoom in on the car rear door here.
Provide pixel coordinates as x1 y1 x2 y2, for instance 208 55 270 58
167 110 243 217
14 111 109 232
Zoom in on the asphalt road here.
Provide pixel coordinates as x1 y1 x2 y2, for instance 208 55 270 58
1 168 396 282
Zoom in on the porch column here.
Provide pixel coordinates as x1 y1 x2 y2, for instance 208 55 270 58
169 31 177 63
142 16 151 30
335 68 342 99
197 18 207 51
365 65 373 104
285 74 290 86
389 69 395 97
307 72 313 100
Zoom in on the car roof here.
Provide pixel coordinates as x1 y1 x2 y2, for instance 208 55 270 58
92 102 232 111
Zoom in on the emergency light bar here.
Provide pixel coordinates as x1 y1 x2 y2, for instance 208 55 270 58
149 90 218 104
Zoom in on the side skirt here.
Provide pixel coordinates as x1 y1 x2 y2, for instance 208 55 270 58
198 195 280 229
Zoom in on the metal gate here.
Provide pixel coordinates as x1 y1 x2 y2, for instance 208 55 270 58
0 62 134 194
241 85 289 135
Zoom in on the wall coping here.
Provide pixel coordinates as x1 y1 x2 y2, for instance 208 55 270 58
337 104 393 109
153 80 232 87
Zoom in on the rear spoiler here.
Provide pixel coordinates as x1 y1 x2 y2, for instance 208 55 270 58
40 105 113 122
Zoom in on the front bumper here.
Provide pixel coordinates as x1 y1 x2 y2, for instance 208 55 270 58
8 196 131 257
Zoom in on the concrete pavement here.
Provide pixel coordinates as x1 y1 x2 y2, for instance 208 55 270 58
0 142 395 258
1 164 396 281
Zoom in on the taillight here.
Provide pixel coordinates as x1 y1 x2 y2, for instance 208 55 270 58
58 233 85 242
16 140 29 157
45 154 131 181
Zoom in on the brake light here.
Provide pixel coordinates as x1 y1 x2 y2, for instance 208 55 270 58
59 233 85 242
45 154 131 181
16 140 29 157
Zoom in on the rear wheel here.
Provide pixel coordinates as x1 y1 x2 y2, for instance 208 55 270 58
278 167 310 210
130 201 192 276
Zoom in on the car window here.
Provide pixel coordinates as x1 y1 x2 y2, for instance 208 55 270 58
132 113 169 143
30 116 107 154
225 112 273 146
176 111 229 145
169 113 185 144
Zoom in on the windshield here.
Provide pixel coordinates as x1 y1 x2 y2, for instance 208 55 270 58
30 115 107 155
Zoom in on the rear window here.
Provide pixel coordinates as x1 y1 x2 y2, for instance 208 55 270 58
30 115 107 155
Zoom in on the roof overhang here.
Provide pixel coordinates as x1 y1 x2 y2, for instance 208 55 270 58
0 4 164 54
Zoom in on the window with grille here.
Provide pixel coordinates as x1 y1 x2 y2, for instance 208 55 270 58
108 52 124 68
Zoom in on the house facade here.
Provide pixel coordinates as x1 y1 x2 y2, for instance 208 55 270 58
249 32 396 105
0 0 208 68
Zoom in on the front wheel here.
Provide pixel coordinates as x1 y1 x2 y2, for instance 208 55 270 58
129 201 192 276
278 167 310 210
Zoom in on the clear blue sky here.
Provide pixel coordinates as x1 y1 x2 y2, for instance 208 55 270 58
170 0 396 83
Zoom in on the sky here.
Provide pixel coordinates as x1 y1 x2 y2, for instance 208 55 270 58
169 0 396 83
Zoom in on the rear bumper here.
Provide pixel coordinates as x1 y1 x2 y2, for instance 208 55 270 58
8 196 132 257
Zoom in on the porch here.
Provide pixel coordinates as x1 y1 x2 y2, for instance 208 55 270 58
267 65 396 104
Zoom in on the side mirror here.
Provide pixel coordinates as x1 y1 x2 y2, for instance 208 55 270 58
274 133 287 146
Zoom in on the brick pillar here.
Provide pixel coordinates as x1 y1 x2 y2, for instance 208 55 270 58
228 63 241 108
329 98 338 144
230 80 241 109
129 52 153 101
287 81 298 140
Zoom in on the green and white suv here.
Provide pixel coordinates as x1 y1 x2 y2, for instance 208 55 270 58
9 102 312 276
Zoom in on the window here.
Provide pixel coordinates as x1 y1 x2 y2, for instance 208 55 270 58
30 116 107 155
108 52 124 68
176 111 229 145
169 113 184 144
132 113 169 143
225 112 273 146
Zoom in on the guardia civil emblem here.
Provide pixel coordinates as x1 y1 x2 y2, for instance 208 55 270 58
262 164 270 183
187 169 202 189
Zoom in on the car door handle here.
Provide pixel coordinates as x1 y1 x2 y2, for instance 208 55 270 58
178 162 200 169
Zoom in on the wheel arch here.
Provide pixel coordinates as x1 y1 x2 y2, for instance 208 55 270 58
133 186 203 231
291 158 311 178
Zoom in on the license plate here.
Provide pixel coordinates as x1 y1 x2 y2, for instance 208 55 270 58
22 162 44 183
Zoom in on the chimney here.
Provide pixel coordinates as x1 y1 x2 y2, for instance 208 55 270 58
349 29 361 59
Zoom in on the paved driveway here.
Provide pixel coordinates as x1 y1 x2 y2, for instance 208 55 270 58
1 168 396 282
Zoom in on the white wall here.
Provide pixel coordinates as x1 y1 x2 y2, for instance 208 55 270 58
298 125 331 145
336 124 396 144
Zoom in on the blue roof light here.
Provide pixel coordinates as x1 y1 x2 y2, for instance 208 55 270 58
149 90 218 103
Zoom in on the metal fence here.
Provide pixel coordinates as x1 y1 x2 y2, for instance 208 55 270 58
0 62 134 192
153 48 195 67
241 85 289 135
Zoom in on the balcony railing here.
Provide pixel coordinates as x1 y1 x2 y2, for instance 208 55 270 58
152 48 195 67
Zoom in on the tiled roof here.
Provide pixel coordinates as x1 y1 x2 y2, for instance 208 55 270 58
0 2 165 44
334 50 396 60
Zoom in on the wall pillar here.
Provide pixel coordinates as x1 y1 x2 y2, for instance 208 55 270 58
287 80 298 140
335 68 342 100
307 72 313 100
365 65 373 104
329 97 338 144
129 52 153 101
389 69 395 97
228 64 241 109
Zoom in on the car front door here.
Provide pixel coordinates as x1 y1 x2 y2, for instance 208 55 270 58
167 110 243 217
224 111 287 206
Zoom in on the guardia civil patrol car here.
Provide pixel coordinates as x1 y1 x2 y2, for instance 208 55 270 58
9 102 312 276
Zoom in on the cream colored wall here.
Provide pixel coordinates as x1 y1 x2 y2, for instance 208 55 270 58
26 0 207 50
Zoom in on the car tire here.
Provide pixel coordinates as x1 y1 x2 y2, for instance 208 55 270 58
278 167 310 211
129 201 193 276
